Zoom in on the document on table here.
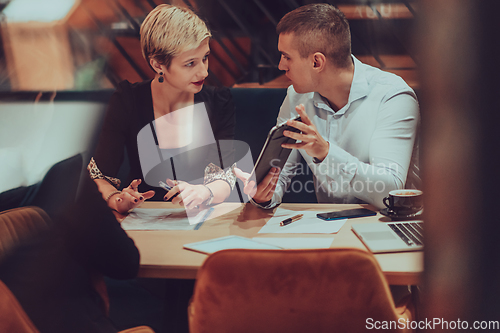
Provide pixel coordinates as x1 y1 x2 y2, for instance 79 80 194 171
184 236 282 254
258 208 346 234
184 235 334 254
251 237 334 249
121 207 213 230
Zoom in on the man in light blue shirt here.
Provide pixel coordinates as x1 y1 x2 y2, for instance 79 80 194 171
235 3 419 209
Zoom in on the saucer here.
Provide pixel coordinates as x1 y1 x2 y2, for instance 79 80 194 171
380 208 423 221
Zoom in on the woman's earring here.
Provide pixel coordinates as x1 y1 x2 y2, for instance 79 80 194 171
158 72 164 83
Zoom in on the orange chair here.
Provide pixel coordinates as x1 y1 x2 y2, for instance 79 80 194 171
0 206 154 333
0 279 39 332
189 248 414 333
0 206 51 263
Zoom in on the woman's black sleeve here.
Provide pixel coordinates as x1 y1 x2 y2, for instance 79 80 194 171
212 87 236 140
92 83 131 179
63 176 140 280
205 87 237 180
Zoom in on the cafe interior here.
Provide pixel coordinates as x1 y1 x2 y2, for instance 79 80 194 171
1 0 499 332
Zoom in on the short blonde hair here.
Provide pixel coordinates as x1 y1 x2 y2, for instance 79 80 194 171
140 4 211 71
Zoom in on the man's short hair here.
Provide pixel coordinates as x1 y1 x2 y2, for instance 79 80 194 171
140 4 211 71
276 3 351 68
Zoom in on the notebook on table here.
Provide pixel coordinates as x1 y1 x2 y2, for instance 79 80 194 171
351 220 424 254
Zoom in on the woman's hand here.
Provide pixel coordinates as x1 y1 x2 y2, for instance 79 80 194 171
163 179 212 210
233 167 280 204
109 179 155 214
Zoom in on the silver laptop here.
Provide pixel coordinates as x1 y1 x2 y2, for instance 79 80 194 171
351 220 424 253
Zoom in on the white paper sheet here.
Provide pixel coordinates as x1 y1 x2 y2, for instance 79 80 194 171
252 237 334 249
121 207 212 230
184 236 282 254
258 208 346 234
184 235 335 255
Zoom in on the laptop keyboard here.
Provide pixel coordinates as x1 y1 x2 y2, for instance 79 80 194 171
388 222 424 247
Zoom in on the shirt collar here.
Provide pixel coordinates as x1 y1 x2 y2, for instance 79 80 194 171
349 55 369 103
312 92 333 111
312 55 369 115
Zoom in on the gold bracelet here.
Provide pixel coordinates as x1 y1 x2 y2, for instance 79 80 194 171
105 190 121 202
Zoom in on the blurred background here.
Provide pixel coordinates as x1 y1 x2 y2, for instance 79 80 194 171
0 0 418 91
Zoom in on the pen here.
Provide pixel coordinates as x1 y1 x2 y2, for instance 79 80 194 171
159 181 180 201
280 214 304 226
159 180 172 191
159 181 202 209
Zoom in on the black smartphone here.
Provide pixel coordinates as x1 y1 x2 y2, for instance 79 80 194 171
316 208 376 221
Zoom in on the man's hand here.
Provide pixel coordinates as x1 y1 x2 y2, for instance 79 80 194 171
282 104 329 162
111 179 155 213
234 167 280 204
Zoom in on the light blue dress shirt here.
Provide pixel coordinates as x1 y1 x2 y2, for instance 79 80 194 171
254 56 420 209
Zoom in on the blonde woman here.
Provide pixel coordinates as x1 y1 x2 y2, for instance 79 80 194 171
88 4 236 213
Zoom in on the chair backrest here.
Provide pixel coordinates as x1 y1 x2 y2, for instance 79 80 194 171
0 206 51 263
0 280 39 333
0 206 155 333
189 248 413 333
0 206 51 333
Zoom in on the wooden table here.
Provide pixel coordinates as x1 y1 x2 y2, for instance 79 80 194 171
124 202 423 286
